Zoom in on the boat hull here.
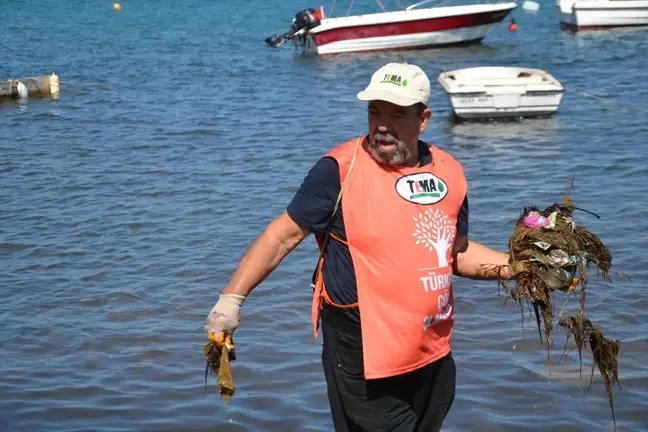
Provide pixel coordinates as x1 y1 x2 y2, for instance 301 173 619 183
557 0 648 30
315 25 494 54
446 92 565 119
306 5 515 55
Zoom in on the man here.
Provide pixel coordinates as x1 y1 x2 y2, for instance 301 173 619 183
205 63 521 431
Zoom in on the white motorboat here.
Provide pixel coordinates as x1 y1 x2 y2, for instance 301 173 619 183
557 0 648 30
265 0 517 55
436 67 565 120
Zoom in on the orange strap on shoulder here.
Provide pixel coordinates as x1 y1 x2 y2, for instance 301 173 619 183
312 138 362 320
316 233 358 309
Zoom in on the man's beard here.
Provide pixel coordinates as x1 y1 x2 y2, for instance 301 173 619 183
368 132 411 166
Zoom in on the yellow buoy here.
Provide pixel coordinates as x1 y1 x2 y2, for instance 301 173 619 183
113 3 121 11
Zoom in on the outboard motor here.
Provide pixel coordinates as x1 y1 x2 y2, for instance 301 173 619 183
265 8 323 48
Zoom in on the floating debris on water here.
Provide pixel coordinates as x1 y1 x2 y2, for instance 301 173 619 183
1 73 60 101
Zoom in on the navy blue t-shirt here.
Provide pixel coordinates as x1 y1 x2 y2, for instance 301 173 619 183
287 141 469 325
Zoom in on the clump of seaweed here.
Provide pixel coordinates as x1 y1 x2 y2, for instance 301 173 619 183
204 336 236 403
493 183 624 430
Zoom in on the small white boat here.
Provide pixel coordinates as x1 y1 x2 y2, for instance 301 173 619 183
265 1 517 55
437 67 565 120
557 0 648 30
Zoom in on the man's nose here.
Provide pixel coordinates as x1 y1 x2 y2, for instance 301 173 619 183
377 125 390 133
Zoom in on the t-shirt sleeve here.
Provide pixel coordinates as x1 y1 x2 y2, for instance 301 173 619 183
287 157 341 235
457 195 469 237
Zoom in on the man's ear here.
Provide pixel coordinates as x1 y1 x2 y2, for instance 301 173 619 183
420 108 432 133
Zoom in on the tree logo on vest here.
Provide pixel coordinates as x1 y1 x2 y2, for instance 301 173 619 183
395 173 448 205
413 208 455 330
413 208 456 268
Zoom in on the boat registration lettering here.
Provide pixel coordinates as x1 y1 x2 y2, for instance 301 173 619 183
458 97 489 104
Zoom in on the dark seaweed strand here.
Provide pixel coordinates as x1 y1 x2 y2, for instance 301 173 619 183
589 329 621 431
532 302 543 343
204 342 222 392
542 302 553 370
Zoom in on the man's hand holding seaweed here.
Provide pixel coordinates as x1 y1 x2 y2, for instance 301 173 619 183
205 294 246 345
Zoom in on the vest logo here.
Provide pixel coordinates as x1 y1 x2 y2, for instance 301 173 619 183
414 208 456 269
395 173 448 205
380 74 408 87
414 208 456 331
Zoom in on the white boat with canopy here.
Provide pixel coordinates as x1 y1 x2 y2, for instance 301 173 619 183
265 0 517 55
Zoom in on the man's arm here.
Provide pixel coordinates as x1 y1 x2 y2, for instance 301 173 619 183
216 157 340 297
452 235 515 280
206 157 341 342
221 212 310 297
222 156 341 296
450 195 517 280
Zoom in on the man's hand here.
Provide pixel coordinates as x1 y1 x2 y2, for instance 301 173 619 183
205 294 246 345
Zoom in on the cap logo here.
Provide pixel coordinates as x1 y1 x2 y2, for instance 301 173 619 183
380 74 408 87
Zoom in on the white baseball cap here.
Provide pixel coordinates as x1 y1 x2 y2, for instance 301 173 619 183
357 62 430 107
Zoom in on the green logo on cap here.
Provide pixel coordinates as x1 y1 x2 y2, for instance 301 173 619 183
381 74 407 86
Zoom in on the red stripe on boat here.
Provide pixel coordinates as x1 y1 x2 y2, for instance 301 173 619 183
315 10 511 46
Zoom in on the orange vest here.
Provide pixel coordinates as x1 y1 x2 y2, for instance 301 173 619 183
311 136 467 379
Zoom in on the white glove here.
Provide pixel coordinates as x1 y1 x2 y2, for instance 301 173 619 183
205 294 246 343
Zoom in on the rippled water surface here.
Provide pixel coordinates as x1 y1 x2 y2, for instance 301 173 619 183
2 0 648 431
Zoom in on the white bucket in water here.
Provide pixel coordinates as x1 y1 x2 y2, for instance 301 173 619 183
17 82 28 99
49 73 60 94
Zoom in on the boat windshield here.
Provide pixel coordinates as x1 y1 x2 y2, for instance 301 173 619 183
326 0 510 17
